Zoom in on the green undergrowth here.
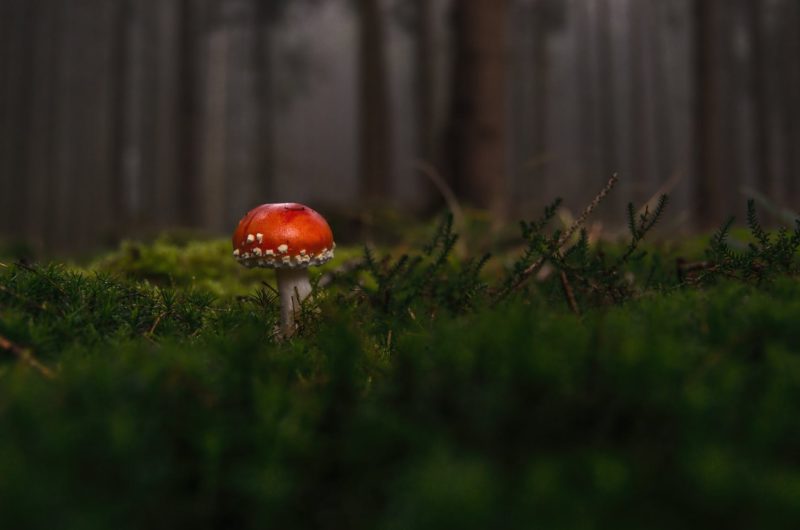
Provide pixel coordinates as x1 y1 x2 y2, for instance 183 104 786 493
1 199 800 529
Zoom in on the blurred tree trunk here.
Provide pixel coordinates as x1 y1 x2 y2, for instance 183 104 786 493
413 0 435 165
1 0 34 239
132 1 159 230
200 5 229 233
254 2 275 203
628 0 649 205
224 0 264 221
649 2 674 188
175 0 200 227
153 0 182 227
0 0 9 236
529 1 559 201
596 0 618 193
575 0 596 190
109 0 131 236
68 0 117 250
357 0 393 201
719 2 741 211
783 0 800 205
27 0 61 250
510 2 533 205
446 0 509 215
745 0 772 199
693 0 722 229
52 0 80 249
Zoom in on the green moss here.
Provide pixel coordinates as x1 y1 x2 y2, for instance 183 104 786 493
2 207 800 528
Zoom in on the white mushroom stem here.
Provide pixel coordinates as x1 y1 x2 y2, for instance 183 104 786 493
276 267 312 337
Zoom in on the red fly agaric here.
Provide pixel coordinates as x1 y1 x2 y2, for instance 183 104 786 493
232 203 335 336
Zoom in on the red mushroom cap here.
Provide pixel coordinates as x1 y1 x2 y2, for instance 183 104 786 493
232 203 335 269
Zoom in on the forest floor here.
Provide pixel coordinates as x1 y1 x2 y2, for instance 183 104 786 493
1 200 800 529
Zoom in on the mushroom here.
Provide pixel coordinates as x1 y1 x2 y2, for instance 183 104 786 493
232 203 335 337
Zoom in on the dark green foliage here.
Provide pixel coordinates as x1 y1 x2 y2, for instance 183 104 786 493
360 214 490 320
1 199 800 529
496 195 669 310
494 198 563 301
701 199 800 284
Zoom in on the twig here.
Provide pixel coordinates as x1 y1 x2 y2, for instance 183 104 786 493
0 334 56 380
413 160 468 258
637 170 684 217
413 160 466 228
559 271 580 316
555 173 620 252
146 311 168 337
675 258 714 283
507 173 620 295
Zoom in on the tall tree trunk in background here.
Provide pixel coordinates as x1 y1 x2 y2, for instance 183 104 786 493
530 1 554 200
720 1 744 210
0 0 11 237
413 0 435 164
745 0 772 199
176 0 200 226
412 0 438 209
109 0 131 237
201 7 230 233
693 0 722 228
596 0 618 197
91 0 118 247
1 0 35 240
65 0 116 250
27 0 61 251
135 1 159 230
357 0 393 202
627 0 649 205
446 0 509 215
52 0 80 250
783 0 800 205
153 0 182 227
574 0 596 191
649 2 674 187
224 0 264 221
254 2 275 203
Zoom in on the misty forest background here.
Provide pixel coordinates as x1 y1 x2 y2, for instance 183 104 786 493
1 0 799 254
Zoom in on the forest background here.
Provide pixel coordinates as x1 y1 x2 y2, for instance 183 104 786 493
1 0 799 253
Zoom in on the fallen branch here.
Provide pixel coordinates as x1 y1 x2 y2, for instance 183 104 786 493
0 334 56 380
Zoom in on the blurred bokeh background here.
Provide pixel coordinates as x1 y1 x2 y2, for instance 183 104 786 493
0 0 798 254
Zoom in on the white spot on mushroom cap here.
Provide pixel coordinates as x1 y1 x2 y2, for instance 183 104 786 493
256 233 263 243
233 249 240 257
246 234 255 243
234 241 336 269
